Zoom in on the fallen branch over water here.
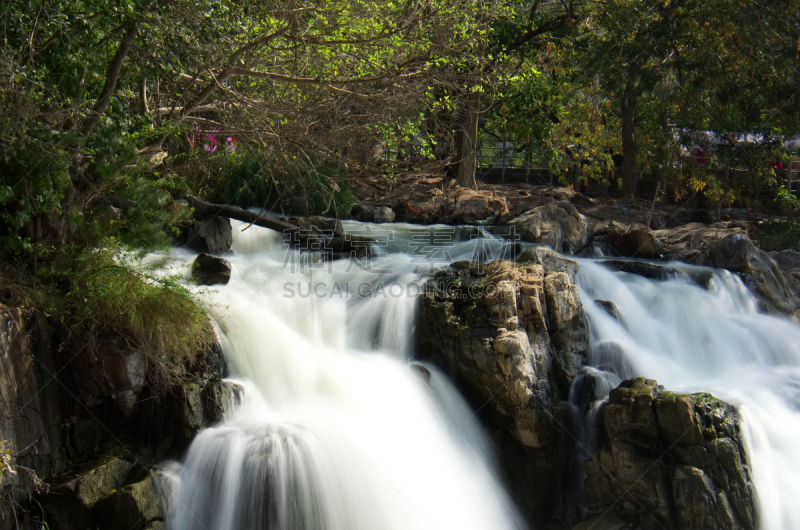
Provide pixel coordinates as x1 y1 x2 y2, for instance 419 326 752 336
185 195 301 242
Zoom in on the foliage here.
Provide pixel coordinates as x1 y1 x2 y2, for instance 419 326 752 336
174 147 354 217
754 217 800 253
1 0 799 259
0 242 214 371
72 248 214 369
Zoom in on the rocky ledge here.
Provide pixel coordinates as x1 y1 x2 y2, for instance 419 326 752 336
0 304 239 530
579 377 756 530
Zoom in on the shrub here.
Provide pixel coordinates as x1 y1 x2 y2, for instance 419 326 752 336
175 148 355 217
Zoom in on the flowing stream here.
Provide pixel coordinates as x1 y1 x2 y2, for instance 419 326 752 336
153 219 800 529
158 221 523 530
577 260 800 530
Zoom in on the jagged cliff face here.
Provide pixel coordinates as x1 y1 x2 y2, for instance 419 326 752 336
416 249 590 527
0 304 237 529
416 254 758 530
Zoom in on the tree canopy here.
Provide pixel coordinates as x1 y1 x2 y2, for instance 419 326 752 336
1 0 799 260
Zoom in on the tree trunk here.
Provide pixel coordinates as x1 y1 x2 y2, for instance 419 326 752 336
620 65 639 199
80 23 140 137
455 92 480 190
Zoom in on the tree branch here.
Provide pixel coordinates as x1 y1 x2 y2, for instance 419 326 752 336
186 195 303 242
80 22 139 137
174 26 290 126
25 1 45 67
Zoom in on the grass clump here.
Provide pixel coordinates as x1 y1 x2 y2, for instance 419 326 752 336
0 243 214 375
72 249 214 369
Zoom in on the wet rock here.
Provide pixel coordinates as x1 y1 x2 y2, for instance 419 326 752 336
599 259 676 281
507 201 593 254
439 186 511 225
570 367 621 416
0 302 230 528
769 249 800 277
192 253 232 286
417 258 588 526
593 300 622 322
419 259 587 444
326 234 378 258
174 215 232 254
282 215 344 236
92 469 169 530
96 343 148 417
704 234 800 317
652 222 743 264
516 246 579 278
351 204 396 223
409 363 432 385
709 233 762 272
544 271 589 391
186 341 227 379
590 341 634 379
40 454 136 527
162 379 240 444
200 378 243 425
607 229 663 258
581 378 757 530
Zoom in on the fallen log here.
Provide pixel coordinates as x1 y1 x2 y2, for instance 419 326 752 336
185 196 378 258
186 195 301 241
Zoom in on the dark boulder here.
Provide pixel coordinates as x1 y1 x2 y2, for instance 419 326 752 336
174 215 233 254
580 378 757 530
281 215 344 236
593 300 622 323
707 234 800 317
599 259 676 281
607 229 663 259
192 253 232 286
351 204 396 223
92 468 168 530
326 234 378 259
709 233 762 273
590 341 634 379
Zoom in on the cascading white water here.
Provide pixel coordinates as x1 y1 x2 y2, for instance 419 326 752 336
164 221 524 530
577 260 800 530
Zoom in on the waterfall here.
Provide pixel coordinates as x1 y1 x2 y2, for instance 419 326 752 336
165 221 524 530
158 217 800 529
577 260 800 529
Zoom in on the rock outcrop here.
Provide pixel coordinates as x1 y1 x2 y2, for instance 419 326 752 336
503 201 593 254
606 229 664 259
579 377 757 530
351 204 396 223
192 253 232 286
417 251 589 526
174 215 233 254
594 221 800 320
439 186 511 224
0 304 239 529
